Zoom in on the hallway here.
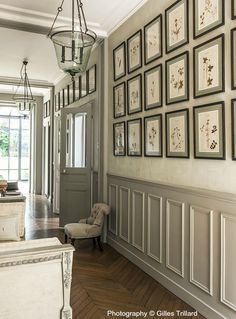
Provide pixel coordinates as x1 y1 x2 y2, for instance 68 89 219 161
24 195 205 319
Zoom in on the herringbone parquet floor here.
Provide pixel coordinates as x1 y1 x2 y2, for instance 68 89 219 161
25 195 206 319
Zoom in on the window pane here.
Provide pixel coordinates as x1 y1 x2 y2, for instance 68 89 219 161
74 113 86 168
22 118 30 130
0 156 8 169
0 119 9 157
21 130 30 157
10 118 19 129
9 130 19 157
21 157 29 170
21 170 29 180
0 170 8 180
9 170 18 181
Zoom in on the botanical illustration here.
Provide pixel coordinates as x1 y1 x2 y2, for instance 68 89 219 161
129 78 140 112
146 69 160 106
169 59 185 99
198 0 218 31
146 19 161 60
128 122 141 154
169 3 185 46
89 67 96 93
129 35 141 70
114 123 125 156
169 115 185 153
198 44 219 91
198 110 219 152
146 119 160 153
114 45 125 78
114 84 125 117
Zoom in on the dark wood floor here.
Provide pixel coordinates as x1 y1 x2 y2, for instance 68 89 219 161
25 195 205 319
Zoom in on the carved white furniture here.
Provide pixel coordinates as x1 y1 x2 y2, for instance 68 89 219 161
0 195 26 238
0 237 74 319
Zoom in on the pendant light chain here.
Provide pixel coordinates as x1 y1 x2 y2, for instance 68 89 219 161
47 0 65 37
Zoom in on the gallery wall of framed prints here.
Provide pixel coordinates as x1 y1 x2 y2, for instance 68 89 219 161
112 0 236 162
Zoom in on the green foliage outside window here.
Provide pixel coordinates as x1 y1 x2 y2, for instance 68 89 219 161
0 125 9 157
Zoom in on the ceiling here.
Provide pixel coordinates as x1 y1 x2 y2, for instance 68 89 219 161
0 0 147 92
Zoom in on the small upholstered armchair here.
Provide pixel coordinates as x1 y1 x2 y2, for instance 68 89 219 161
64 203 110 251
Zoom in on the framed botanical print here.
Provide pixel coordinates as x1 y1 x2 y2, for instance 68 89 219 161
232 0 236 19
80 72 87 98
59 90 64 109
144 64 162 110
165 0 189 54
113 42 126 81
231 99 236 160
63 86 69 107
74 76 80 101
127 74 142 115
113 121 126 156
166 51 189 105
68 82 74 105
231 28 236 90
55 93 60 112
166 109 189 158
113 82 126 118
193 34 224 98
144 114 162 157
127 118 142 156
193 102 225 159
127 30 142 74
144 14 162 65
193 0 224 38
88 65 96 94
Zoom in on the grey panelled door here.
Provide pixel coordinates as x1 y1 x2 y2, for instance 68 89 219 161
59 103 92 226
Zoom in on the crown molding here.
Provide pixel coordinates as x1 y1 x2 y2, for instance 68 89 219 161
0 76 54 88
0 4 107 37
107 0 148 36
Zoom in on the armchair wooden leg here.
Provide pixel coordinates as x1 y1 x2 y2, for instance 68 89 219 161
71 238 75 246
92 238 96 247
65 234 68 243
97 236 103 251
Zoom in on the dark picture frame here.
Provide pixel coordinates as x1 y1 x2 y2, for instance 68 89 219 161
144 64 162 110
232 0 236 19
80 72 87 98
127 30 142 74
144 14 162 65
231 28 236 90
144 114 162 157
193 101 225 160
127 74 142 115
193 0 225 39
113 121 126 156
193 34 224 98
165 0 189 54
113 82 126 119
88 65 96 94
232 99 236 160
63 85 69 107
113 42 126 81
127 118 142 156
165 108 189 158
165 51 189 105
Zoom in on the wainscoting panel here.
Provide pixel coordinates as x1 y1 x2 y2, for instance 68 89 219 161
119 187 130 243
107 174 236 319
132 190 145 252
190 206 213 295
108 184 118 235
221 213 236 311
147 194 162 263
166 199 184 277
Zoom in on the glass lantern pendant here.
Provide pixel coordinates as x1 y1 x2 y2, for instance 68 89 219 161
13 60 35 116
48 0 97 77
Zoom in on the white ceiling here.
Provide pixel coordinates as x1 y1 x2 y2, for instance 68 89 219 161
0 0 147 93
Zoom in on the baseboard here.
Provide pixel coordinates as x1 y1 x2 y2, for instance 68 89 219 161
107 236 226 319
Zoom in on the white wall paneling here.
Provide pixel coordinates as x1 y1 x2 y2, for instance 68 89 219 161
119 186 131 243
108 184 118 235
147 194 162 263
221 213 236 311
190 206 213 295
131 190 145 252
166 199 184 277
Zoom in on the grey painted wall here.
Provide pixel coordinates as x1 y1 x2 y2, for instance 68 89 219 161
108 0 236 194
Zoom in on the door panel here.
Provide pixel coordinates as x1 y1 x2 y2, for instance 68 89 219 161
59 103 92 226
